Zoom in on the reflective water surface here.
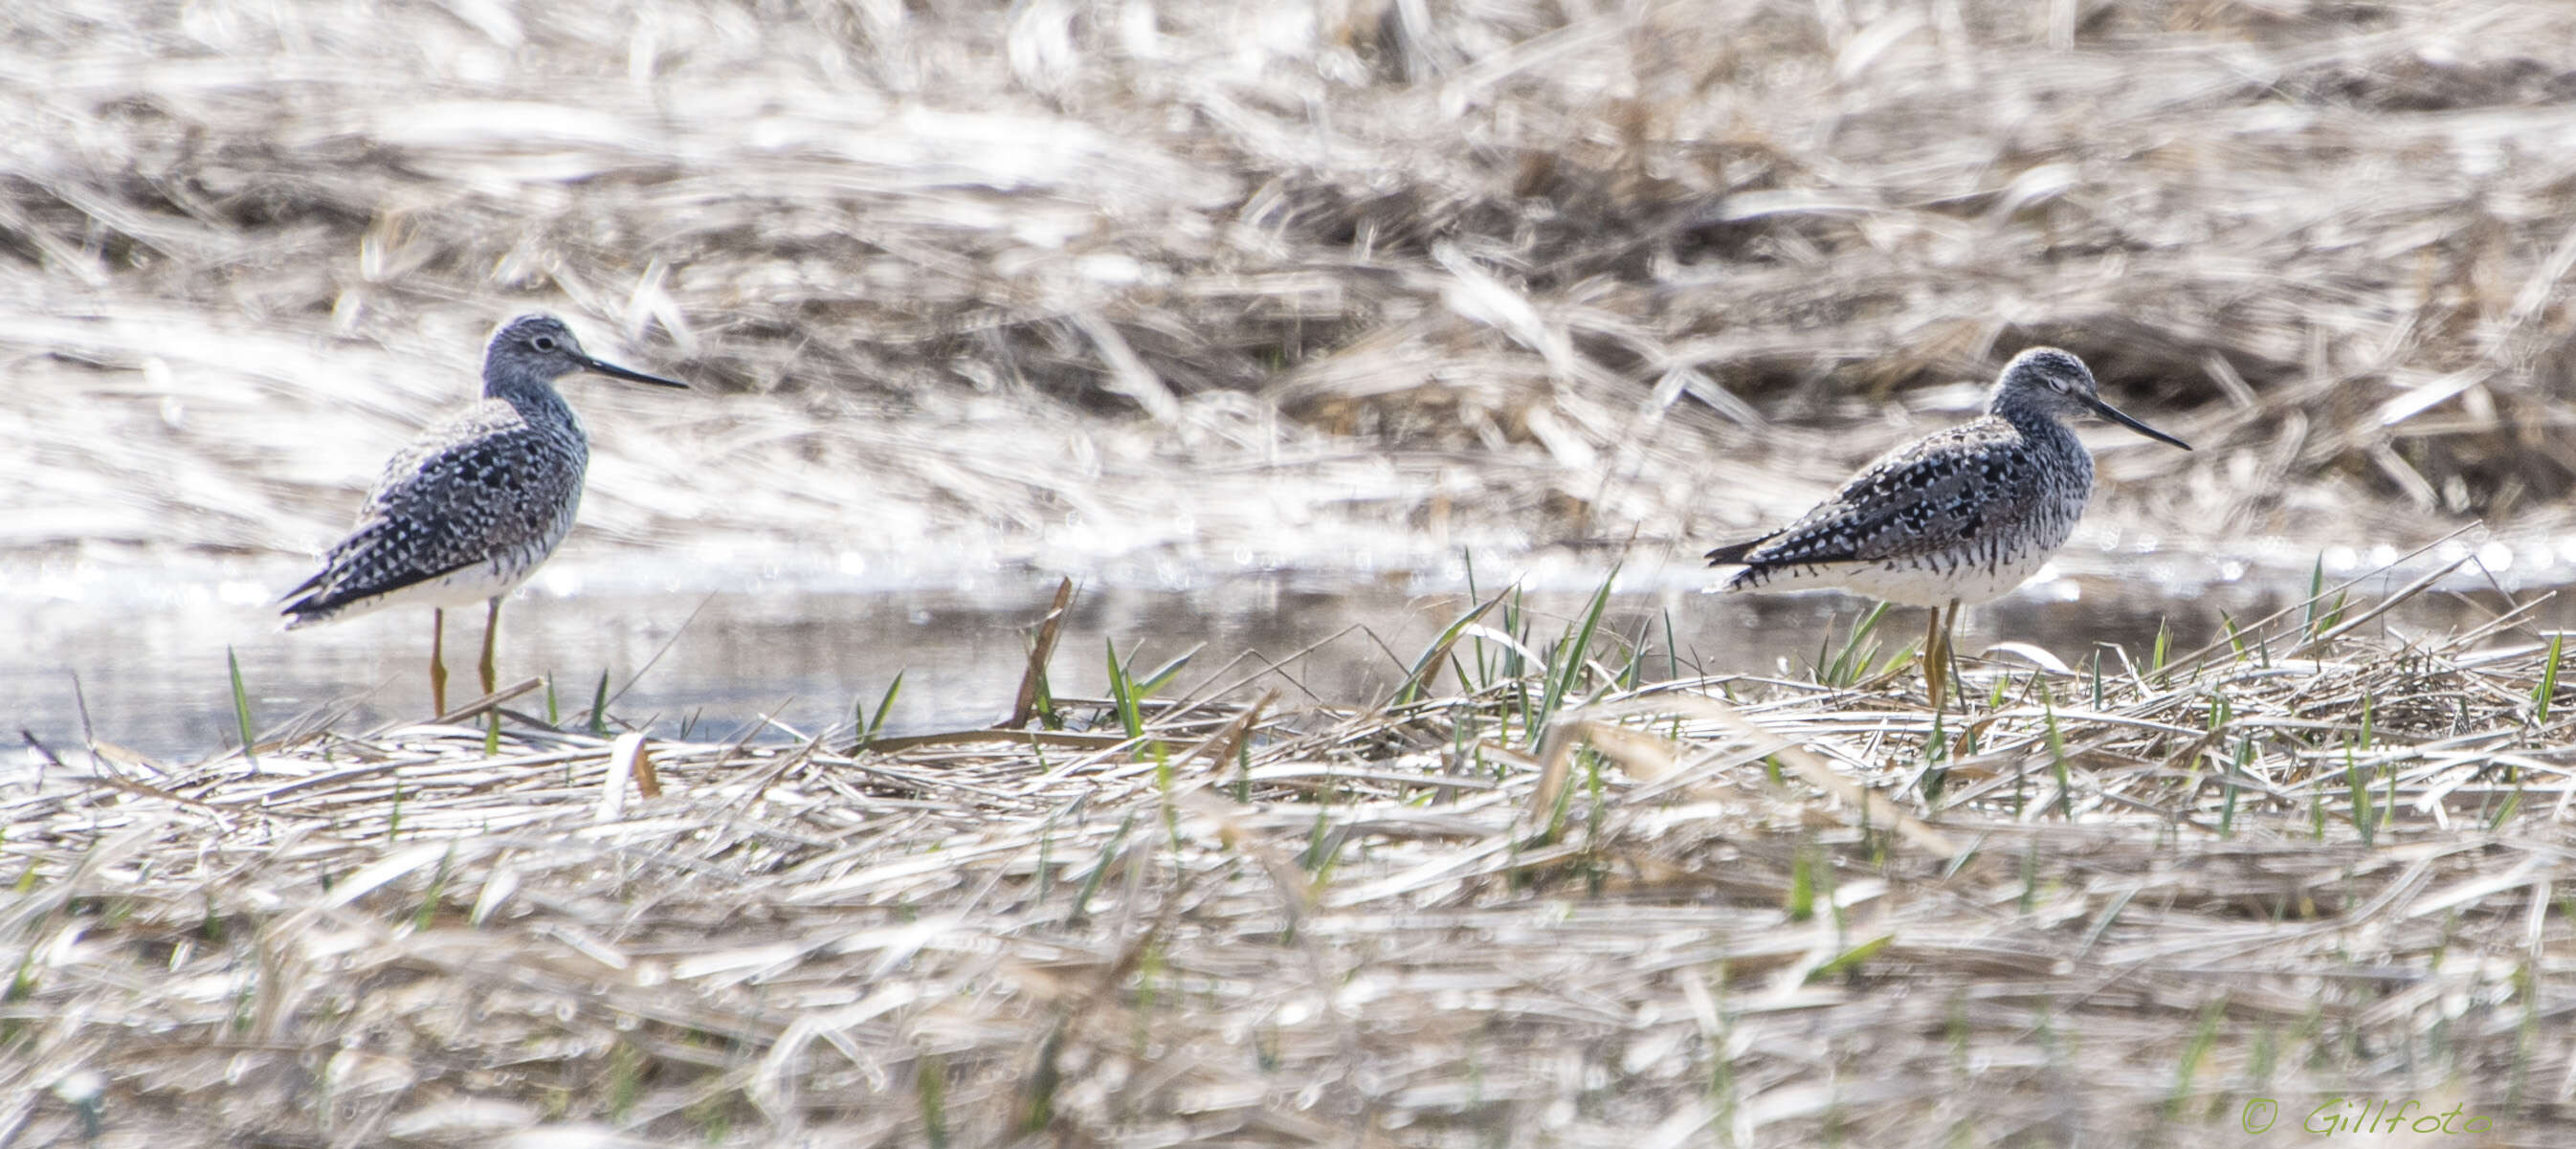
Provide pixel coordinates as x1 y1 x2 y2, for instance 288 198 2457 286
15 546 2566 765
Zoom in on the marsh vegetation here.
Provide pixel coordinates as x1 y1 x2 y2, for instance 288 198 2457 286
11 562 2576 1145
10 0 2576 1144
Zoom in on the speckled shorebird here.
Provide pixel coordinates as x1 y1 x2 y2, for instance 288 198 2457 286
279 314 688 715
1705 347 2190 709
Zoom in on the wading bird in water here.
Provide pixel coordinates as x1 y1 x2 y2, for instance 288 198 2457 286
1705 347 2191 709
280 314 688 715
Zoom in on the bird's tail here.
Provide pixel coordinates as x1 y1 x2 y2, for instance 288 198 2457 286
276 563 348 630
1702 535 1770 566
278 590 336 630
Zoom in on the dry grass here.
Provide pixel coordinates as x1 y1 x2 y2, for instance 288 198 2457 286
13 2 2576 1142
7 567 2574 1145
11 1 2576 573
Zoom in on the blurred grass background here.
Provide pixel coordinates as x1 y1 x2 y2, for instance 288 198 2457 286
11 0 2576 582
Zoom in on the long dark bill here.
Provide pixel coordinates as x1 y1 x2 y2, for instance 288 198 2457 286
584 357 690 388
2082 393 2189 451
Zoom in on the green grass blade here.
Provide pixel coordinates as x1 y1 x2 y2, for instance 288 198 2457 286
2535 633 2563 724
1132 645 1200 696
2298 553 2350 644
1808 933 1894 981
1071 812 1134 923
1533 564 1619 740
1821 603 1891 687
588 670 611 739
1106 639 1144 740
1787 839 1817 921
226 647 256 766
918 1052 950 1149
858 670 907 748
2039 680 2070 820
1391 591 1507 707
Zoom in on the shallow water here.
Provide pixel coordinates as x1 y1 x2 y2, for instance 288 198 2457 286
16 549 2563 764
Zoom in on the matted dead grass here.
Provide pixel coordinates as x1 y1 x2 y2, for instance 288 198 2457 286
7 569 2573 1146
12 0 2576 573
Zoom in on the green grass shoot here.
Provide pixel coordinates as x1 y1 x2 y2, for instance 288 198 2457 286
1814 602 1891 689
226 646 255 766
1390 590 1504 707
2535 632 2563 724
588 670 611 739
855 670 906 750
1529 565 1619 747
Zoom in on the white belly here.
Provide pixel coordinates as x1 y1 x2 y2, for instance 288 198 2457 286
403 558 535 608
1726 547 2054 607
324 554 539 622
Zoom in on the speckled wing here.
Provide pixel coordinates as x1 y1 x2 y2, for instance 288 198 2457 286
1713 419 2046 573
279 402 588 623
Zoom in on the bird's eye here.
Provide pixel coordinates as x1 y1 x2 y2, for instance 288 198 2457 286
531 336 558 352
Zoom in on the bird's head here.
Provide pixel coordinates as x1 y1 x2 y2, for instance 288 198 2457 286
482 313 688 391
1992 346 2189 450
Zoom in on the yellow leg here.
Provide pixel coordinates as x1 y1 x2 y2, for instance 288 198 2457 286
478 596 502 697
1943 602 1962 710
1922 604 1949 713
430 608 449 716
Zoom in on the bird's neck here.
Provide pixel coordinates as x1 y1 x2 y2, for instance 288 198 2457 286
482 373 574 421
1988 387 2072 436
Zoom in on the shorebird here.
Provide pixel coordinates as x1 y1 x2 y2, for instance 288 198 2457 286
280 314 688 715
1705 347 2190 709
